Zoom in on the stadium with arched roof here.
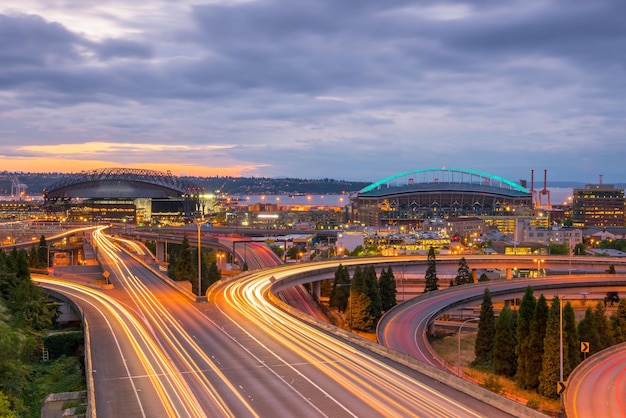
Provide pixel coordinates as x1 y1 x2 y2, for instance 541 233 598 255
351 168 533 226
43 168 204 224
43 168 201 202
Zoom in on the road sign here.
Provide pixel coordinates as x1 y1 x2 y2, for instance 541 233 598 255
557 381 567 395
581 341 590 353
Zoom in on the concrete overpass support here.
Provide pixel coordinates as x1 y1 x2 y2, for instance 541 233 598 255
505 268 512 280
311 280 321 302
471 269 477 283
155 241 166 263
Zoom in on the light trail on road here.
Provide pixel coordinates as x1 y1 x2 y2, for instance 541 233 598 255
34 276 203 418
92 228 256 417
47 229 519 416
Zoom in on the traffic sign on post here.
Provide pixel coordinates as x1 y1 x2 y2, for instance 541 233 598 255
557 381 567 395
581 341 590 353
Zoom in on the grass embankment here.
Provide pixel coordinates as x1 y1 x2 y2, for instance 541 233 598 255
429 329 560 416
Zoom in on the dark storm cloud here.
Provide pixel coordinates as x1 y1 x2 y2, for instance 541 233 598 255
0 13 82 67
2 0 626 182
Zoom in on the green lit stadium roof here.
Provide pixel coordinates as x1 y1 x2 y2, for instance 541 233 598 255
360 167 529 194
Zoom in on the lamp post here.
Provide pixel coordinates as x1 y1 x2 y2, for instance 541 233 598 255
559 291 589 412
195 217 207 299
458 317 480 376
533 258 545 277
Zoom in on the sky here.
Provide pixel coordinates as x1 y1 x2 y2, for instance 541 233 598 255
1 1 625 184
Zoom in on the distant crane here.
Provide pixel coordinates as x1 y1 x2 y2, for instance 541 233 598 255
0 172 28 200
529 169 539 208
537 169 551 209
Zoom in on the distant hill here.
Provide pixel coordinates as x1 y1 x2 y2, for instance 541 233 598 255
0 172 371 196
184 176 370 195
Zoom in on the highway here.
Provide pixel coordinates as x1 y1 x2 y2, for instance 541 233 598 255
377 275 626 369
564 343 626 418
38 229 517 417
35 277 206 418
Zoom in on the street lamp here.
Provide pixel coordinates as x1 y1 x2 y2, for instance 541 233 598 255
195 217 208 300
533 258 545 277
458 317 480 376
559 291 589 412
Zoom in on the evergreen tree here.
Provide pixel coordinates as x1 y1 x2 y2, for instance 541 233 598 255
7 280 56 330
10 248 29 281
329 264 350 312
173 234 196 283
515 286 536 388
454 257 472 285
320 279 332 298
493 307 516 377
563 301 580 376
526 294 549 389
378 266 397 312
578 307 601 356
38 235 48 267
478 273 490 282
424 247 439 292
594 301 615 350
348 266 375 331
539 296 562 398
364 265 382 323
611 299 626 343
473 288 495 367
347 290 374 331
203 260 221 294
28 247 41 268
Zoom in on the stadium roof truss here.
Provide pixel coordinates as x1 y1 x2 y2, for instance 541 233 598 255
359 167 529 195
44 168 202 202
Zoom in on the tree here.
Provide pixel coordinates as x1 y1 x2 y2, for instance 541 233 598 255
424 247 439 292
549 243 569 255
539 296 562 398
563 301 580 376
27 247 42 269
203 260 221 294
364 265 382 324
515 286 536 388
493 307 516 377
269 244 284 259
173 235 195 283
573 243 586 255
0 391 14 418
473 288 495 367
286 245 300 260
578 307 601 356
348 266 376 331
454 257 472 285
38 235 49 267
378 266 397 312
605 291 620 307
593 301 614 351
347 290 374 331
329 264 350 312
607 264 616 274
610 299 626 343
478 272 490 282
526 294 549 389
